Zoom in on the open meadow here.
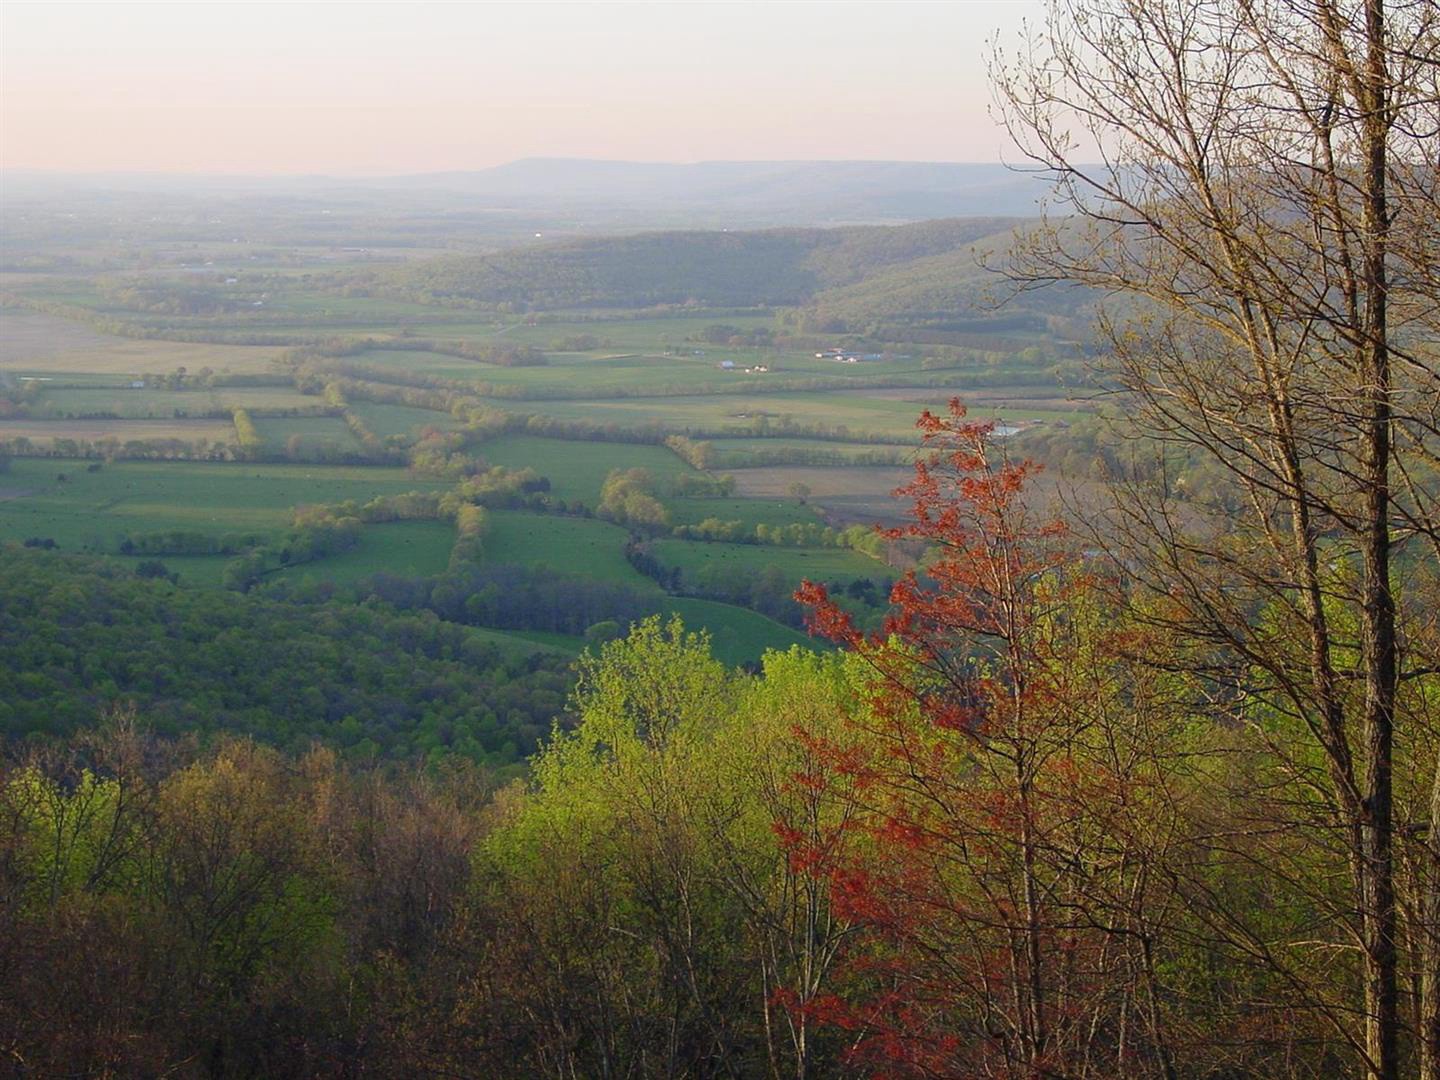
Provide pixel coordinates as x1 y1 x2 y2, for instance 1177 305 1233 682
651 537 886 587
0 310 286 378
0 417 238 447
476 434 698 504
483 511 655 588
478 389 1053 440
0 457 450 551
271 520 456 585
34 385 322 418
348 401 464 438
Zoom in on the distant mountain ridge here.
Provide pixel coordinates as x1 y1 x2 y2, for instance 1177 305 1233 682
377 158 1042 211
370 159 1050 222
2 159 1051 226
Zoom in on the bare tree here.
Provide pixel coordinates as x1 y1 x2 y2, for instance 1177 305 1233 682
991 2 1439 1077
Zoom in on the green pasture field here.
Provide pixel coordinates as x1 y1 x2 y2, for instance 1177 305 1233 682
336 349 486 381
482 510 658 589
504 629 587 655
488 600 818 668
0 458 450 552
418 313 780 349
481 391 936 441
658 598 818 667
828 387 1090 424
667 495 821 530
0 418 238 446
341 345 975 400
34 385 323 418
488 391 1081 444
344 347 788 394
370 350 765 396
270 520 456 586
253 416 362 451
471 435 817 528
10 280 442 329
108 552 234 588
347 401 463 438
475 434 696 504
462 626 579 658
651 538 886 587
729 465 914 525
707 437 919 467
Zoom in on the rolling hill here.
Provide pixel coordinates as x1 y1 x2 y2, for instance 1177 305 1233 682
360 217 1026 310
349 215 1092 340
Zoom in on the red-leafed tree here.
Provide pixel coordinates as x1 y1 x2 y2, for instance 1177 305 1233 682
793 399 1194 1078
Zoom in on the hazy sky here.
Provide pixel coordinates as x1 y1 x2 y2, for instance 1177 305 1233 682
1 1 1042 175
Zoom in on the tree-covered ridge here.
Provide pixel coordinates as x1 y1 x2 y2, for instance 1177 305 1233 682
0 548 572 765
348 217 1032 313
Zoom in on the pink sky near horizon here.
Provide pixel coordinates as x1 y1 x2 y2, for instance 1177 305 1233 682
1 0 1042 175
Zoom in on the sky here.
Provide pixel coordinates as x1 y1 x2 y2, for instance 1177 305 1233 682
1 0 1043 175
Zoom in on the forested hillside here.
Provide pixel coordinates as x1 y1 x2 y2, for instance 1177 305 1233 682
0 549 573 765
346 217 1070 336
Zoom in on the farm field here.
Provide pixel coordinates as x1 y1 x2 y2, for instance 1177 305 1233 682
482 510 657 588
271 520 456 585
0 417 238 446
708 436 919 462
658 598 818 667
397 350 955 397
0 310 285 376
475 434 697 504
6 283 448 328
108 552 234 588
34 385 322 418
847 384 1092 409
463 625 580 657
468 352 778 395
667 494 821 529
253 416 361 452
481 391 976 441
730 461 1099 524
347 348 768 395
347 401 463 438
472 511 814 661
651 538 886 587
729 465 915 524
0 458 450 552
339 349 501 381
419 313 781 349
503 629 588 655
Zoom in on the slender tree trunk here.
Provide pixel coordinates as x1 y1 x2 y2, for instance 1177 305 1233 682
1357 3 1399 1076
1420 754 1440 1080
1020 782 1047 1071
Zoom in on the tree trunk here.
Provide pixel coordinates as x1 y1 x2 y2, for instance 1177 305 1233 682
1357 2 1399 1076
1419 754 1440 1080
